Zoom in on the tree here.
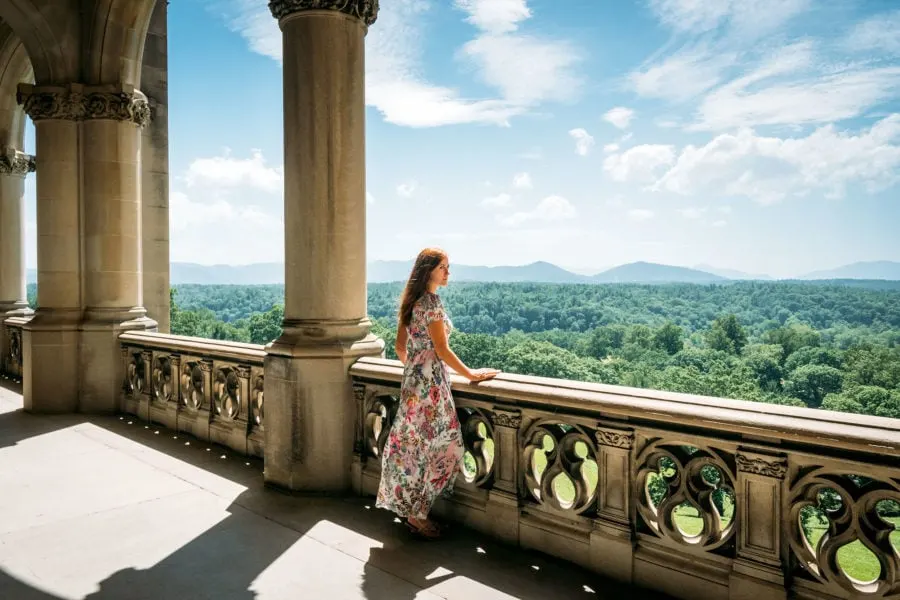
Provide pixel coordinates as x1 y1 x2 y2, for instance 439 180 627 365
784 364 844 407
247 305 283 344
653 322 685 355
706 315 748 355
784 346 842 372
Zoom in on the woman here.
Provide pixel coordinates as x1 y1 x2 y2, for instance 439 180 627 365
376 248 500 538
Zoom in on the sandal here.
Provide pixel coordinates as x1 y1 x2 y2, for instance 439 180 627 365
405 518 441 539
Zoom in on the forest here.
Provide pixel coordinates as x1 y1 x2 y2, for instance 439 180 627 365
163 280 900 420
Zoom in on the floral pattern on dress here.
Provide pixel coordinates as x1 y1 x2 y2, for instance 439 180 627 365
376 291 463 519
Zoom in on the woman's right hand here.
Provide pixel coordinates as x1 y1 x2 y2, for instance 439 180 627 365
467 368 500 383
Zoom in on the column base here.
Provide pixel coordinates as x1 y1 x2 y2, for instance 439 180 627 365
263 331 384 493
22 309 82 413
728 559 787 600
80 312 157 413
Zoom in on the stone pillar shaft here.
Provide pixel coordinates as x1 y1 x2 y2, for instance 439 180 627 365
141 0 170 332
265 1 383 493
0 149 33 314
281 11 368 340
18 83 156 413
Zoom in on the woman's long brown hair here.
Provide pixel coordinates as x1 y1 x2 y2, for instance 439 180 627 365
398 248 447 328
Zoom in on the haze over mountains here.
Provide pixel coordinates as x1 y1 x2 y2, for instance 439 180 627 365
22 260 900 286
78 259 900 286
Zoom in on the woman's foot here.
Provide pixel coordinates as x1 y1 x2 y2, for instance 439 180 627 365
406 517 441 539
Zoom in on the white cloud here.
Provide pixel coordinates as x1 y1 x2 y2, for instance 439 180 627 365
569 128 595 156
367 192 376 204
500 195 576 226
454 0 531 34
518 147 543 160
603 144 676 183
170 150 285 265
629 45 735 101
678 207 707 219
184 149 283 194
692 41 900 131
627 209 655 221
654 114 900 203
482 193 512 208
459 33 582 106
603 143 620 154
844 10 900 56
711 220 728 227
605 194 624 208
717 205 733 214
649 0 810 37
216 0 580 128
513 172 532 189
603 107 635 129
397 180 418 197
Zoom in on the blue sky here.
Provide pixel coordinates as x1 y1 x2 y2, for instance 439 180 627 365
22 0 900 277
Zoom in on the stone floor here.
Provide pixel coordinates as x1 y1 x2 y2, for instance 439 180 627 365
0 378 670 600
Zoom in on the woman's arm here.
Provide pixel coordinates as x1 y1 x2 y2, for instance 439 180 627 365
395 322 408 364
428 320 498 382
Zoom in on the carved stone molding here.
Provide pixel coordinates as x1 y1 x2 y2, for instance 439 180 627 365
595 427 634 449
0 148 35 177
17 84 151 127
268 0 379 26
736 451 787 479
490 410 521 429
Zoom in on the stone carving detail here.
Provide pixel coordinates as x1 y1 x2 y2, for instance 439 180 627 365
362 393 397 459
491 411 521 429
152 356 174 404
522 420 599 514
7 327 22 372
595 427 634 449
180 360 206 410
0 149 35 176
268 0 379 26
19 87 150 126
213 366 242 420
251 375 265 428
124 350 146 396
634 441 736 551
737 452 787 479
457 407 495 487
788 468 900 597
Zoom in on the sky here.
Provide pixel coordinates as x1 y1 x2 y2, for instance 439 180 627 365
20 0 900 278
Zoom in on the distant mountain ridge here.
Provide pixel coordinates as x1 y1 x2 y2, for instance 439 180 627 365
23 259 900 286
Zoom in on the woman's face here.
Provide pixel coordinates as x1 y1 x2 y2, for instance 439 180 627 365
429 257 450 287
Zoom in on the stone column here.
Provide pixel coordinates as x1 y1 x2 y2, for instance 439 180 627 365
0 148 34 376
17 84 84 412
590 425 636 582
79 84 157 412
485 409 523 543
141 0 170 333
0 148 33 316
265 0 383 492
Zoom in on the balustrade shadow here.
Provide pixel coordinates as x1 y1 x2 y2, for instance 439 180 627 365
0 380 87 450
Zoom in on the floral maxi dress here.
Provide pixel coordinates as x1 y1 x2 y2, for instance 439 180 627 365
376 292 464 519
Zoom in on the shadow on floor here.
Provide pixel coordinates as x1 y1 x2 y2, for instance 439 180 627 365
0 386 672 599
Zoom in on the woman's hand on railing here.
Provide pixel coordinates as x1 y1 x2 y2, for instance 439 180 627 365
467 368 501 383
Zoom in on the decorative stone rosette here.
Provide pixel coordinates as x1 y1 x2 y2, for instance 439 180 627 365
17 84 151 127
268 0 379 26
0 148 35 176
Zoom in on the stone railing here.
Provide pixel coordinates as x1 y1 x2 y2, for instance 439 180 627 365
350 357 900 600
1 316 28 380
119 332 266 457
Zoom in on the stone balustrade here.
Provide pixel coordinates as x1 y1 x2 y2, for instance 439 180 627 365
0 316 26 380
350 356 900 600
119 332 266 457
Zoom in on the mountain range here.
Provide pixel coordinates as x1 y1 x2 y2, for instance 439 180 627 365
23 260 900 286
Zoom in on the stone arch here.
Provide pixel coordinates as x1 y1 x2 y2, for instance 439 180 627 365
0 21 33 149
0 0 79 85
82 0 159 87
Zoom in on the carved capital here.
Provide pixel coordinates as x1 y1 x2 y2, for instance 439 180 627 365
17 84 151 127
490 410 521 429
595 427 634 449
269 0 379 26
736 451 787 479
236 365 252 379
0 148 35 176
352 383 366 402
